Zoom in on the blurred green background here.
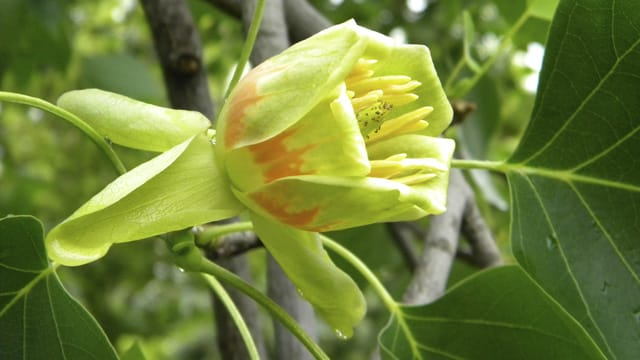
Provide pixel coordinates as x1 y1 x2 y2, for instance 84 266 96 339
0 0 550 358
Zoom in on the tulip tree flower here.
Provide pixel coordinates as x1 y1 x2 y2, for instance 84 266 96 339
45 20 454 337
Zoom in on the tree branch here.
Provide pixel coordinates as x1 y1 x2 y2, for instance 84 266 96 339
386 222 419 272
402 168 503 304
402 169 468 304
461 197 503 268
283 0 332 42
140 0 214 119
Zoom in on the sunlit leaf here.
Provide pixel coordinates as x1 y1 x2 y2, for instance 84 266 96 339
507 0 640 358
0 215 118 360
379 266 605 359
120 341 148 360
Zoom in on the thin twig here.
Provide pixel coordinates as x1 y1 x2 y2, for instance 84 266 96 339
386 222 419 272
140 0 214 119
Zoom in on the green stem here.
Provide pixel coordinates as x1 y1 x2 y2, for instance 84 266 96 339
446 10 531 98
195 259 329 360
319 235 397 315
0 91 126 175
224 0 266 99
444 57 467 92
195 221 254 247
201 273 260 360
451 159 506 172
320 235 421 357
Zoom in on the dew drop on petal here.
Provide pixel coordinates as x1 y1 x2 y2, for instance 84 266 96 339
296 288 306 300
334 329 348 340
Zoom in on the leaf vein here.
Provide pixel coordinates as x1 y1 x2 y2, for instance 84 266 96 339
569 182 640 285
521 10 640 165
526 175 616 358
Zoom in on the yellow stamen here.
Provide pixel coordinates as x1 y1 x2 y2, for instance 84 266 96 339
380 93 419 106
366 106 432 143
385 80 422 94
369 154 407 178
346 59 378 83
395 173 438 185
369 154 446 184
345 57 433 142
350 90 383 113
398 158 448 172
348 75 413 95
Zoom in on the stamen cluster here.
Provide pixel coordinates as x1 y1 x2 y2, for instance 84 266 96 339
346 59 445 185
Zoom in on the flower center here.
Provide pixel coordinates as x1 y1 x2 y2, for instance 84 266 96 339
345 58 445 186
345 59 432 143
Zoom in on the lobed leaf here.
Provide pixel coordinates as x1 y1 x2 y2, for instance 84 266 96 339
0 215 118 360
507 0 640 357
379 266 605 360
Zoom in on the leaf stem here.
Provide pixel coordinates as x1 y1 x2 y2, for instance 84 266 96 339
224 0 266 99
451 159 506 172
0 91 126 175
194 258 329 360
201 273 260 360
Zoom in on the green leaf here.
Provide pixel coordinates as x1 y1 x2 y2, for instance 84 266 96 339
120 341 148 360
379 266 605 360
46 135 243 266
528 0 560 21
507 0 640 358
0 215 118 360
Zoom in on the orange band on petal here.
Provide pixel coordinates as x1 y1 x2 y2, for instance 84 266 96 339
249 127 316 183
224 62 285 148
252 192 319 228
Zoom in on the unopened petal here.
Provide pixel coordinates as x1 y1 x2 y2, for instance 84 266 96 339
58 89 211 152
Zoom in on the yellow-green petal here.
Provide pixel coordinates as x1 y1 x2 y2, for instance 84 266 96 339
58 89 211 152
251 212 366 337
46 135 243 266
234 175 435 232
365 44 452 136
223 86 369 191
217 20 367 152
